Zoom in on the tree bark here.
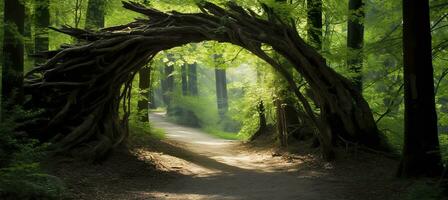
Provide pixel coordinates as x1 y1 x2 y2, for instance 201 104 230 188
2 0 25 108
347 0 364 92
397 0 443 177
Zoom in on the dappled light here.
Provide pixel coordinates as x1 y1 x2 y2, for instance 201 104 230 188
0 0 447 199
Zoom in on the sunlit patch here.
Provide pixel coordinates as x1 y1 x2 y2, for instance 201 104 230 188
191 141 233 146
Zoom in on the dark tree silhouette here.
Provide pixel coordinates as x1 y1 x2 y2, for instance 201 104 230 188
138 66 151 122
2 0 25 108
347 0 364 92
397 0 443 177
307 0 322 49
34 0 50 65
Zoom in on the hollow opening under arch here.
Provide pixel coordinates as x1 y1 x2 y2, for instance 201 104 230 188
24 1 390 160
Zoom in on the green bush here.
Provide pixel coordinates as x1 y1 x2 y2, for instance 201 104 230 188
0 107 66 199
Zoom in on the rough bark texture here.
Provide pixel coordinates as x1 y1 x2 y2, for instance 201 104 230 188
347 0 364 92
397 0 443 177
2 0 25 108
24 1 389 160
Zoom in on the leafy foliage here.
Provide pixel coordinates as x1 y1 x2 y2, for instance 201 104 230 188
0 107 66 199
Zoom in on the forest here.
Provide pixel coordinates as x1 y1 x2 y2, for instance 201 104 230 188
0 0 447 199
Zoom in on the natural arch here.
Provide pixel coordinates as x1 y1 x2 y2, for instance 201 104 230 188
24 1 389 160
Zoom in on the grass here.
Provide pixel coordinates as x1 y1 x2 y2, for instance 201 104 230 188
203 127 240 140
129 122 166 140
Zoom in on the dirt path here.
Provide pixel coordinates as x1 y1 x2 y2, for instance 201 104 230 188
52 113 407 200
142 113 404 200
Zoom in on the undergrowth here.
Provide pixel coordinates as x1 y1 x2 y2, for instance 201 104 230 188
0 106 66 200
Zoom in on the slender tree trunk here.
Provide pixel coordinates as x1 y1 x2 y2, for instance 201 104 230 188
162 57 174 114
307 0 322 49
397 0 443 177
148 71 156 109
34 0 50 65
181 64 188 96
347 0 364 92
188 63 198 96
215 67 228 118
215 69 228 117
138 66 150 122
2 0 25 109
85 0 105 29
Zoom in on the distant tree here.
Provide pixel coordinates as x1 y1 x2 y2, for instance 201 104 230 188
214 55 228 118
181 64 188 96
397 0 443 177
307 0 322 49
347 0 364 92
34 0 50 65
138 66 151 122
188 63 198 96
85 0 105 29
162 55 175 114
2 0 25 110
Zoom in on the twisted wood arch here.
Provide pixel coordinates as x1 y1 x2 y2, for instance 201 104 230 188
25 1 388 160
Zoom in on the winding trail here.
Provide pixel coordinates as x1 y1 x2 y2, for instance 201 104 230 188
145 113 371 200
52 113 405 200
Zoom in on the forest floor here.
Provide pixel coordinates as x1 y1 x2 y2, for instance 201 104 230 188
49 112 412 200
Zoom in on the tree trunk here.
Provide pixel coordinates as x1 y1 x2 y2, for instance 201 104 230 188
2 0 25 108
215 67 228 118
34 0 50 65
163 59 174 114
307 0 322 49
188 63 198 96
397 0 443 177
85 0 105 29
347 0 364 92
181 64 188 96
138 66 150 122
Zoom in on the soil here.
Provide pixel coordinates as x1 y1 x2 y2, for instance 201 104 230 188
48 112 411 200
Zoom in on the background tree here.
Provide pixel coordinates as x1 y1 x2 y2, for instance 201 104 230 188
85 0 105 29
181 64 188 96
397 0 443 177
214 55 228 118
188 63 199 96
138 66 151 122
347 0 364 92
307 0 322 49
2 0 25 109
162 55 175 114
34 0 50 65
